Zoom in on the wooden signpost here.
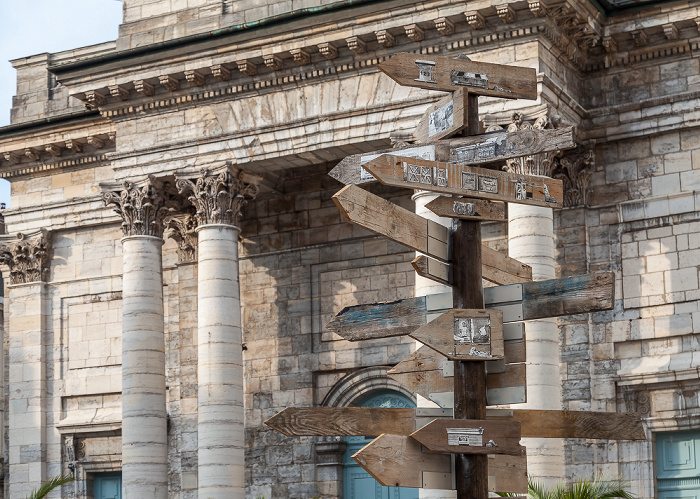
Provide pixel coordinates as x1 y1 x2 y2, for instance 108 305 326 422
378 52 537 99
328 126 576 185
362 154 564 208
266 53 644 499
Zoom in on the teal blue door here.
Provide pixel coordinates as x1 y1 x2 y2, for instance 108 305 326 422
94 472 122 499
657 430 700 498
343 390 419 499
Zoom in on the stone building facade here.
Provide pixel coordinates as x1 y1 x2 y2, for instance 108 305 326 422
0 0 699 497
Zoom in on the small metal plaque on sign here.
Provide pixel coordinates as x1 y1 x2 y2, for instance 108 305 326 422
429 101 454 137
447 427 484 446
454 317 491 345
453 201 475 216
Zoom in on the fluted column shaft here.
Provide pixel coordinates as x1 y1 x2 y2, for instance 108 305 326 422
508 203 564 485
121 236 168 498
196 224 244 498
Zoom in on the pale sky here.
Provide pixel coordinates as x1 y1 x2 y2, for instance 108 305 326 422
0 0 124 208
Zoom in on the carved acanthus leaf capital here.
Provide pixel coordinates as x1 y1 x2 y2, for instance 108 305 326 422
101 178 175 238
176 169 260 227
551 146 595 207
165 209 198 263
0 229 51 284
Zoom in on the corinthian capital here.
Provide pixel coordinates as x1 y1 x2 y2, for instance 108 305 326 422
0 229 51 284
101 178 174 238
175 168 260 227
552 147 595 207
165 208 198 263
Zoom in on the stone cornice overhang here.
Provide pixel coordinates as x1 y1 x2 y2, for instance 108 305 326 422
0 110 115 180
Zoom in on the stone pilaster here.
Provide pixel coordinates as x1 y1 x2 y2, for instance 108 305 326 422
0 229 51 498
176 168 259 499
102 179 171 498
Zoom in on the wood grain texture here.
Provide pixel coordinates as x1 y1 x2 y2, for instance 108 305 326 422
413 89 470 143
410 309 504 361
387 346 526 406
352 434 527 491
410 419 524 456
482 246 533 284
521 272 615 319
379 52 537 99
363 154 564 208
264 407 415 436
328 127 576 185
333 185 449 262
426 196 506 221
326 295 432 341
352 434 452 488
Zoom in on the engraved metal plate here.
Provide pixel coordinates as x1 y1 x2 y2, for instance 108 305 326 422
477 142 497 160
455 145 476 163
408 164 421 183
420 166 432 184
415 60 437 84
359 167 375 181
453 201 475 216
514 178 527 200
478 175 498 193
435 167 448 187
462 172 477 191
429 101 454 137
450 70 489 89
446 427 484 446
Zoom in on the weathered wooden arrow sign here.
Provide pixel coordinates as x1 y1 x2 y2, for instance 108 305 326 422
425 196 506 221
352 434 528 492
328 127 576 185
363 154 564 208
411 419 524 456
388 341 526 407
379 52 537 100
327 272 613 341
265 406 646 440
410 309 504 361
413 88 470 143
412 245 532 287
333 184 450 263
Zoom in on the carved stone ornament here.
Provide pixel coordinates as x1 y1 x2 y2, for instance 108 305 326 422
165 209 198 263
551 146 595 207
102 178 175 238
623 387 651 416
0 229 51 284
488 112 559 178
176 169 260 227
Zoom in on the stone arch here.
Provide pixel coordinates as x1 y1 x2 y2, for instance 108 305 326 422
321 366 416 408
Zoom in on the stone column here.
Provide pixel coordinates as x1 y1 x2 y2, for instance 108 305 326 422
0 229 50 498
504 115 565 485
176 168 259 499
103 180 171 498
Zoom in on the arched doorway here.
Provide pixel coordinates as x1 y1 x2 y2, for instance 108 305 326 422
342 389 419 499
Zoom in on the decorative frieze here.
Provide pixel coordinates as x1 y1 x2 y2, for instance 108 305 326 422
663 22 679 40
263 54 282 70
318 43 338 60
159 75 180 91
404 24 424 42
175 169 260 227
465 11 485 30
434 18 454 36
551 147 595 207
528 1 548 17
134 80 154 96
102 178 175 238
375 30 395 47
184 70 205 86
346 36 366 54
84 90 105 109
290 48 311 65
166 209 198 263
237 59 257 76
210 64 231 81
0 229 51 284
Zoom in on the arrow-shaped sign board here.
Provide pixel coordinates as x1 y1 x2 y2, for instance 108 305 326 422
327 272 614 342
425 196 506 221
411 419 524 456
410 309 504 361
328 127 576 185
379 52 537 100
333 184 450 263
352 434 528 492
363 154 564 208
413 88 470 143
265 407 647 440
